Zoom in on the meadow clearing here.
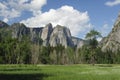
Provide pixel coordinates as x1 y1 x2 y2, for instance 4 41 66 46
0 64 120 80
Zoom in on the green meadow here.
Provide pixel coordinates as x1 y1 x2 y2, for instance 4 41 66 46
0 64 120 80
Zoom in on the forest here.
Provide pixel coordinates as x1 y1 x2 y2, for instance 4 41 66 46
0 27 119 65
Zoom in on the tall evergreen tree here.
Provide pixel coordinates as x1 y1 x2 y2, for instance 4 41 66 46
85 29 102 65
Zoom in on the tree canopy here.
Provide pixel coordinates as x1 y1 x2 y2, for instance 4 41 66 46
85 29 102 40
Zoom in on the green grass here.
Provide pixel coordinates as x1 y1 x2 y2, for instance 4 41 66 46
0 64 120 80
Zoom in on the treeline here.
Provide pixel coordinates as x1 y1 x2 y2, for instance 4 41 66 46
0 37 120 64
0 29 120 64
0 35 75 64
77 46 120 64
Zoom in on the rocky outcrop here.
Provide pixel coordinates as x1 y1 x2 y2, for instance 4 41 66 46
77 40 87 49
30 27 43 43
101 13 120 52
11 23 30 39
72 37 82 47
41 23 53 46
49 25 74 48
0 21 85 48
10 23 43 43
0 20 9 28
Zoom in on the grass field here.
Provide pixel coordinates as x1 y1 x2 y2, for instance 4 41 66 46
0 64 120 80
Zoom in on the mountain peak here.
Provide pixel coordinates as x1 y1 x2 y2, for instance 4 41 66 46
101 12 120 52
49 24 74 48
0 20 9 28
56 25 66 28
46 23 52 27
41 23 53 46
0 21 85 48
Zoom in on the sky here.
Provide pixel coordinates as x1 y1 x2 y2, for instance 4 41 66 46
0 0 120 39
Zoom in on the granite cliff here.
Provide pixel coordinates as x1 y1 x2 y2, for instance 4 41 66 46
0 21 85 48
101 13 120 52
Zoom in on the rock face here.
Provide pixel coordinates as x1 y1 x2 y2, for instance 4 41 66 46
10 23 43 43
49 25 74 48
41 23 53 46
0 21 85 48
77 40 87 49
11 23 30 39
30 28 43 43
101 13 120 52
72 37 83 48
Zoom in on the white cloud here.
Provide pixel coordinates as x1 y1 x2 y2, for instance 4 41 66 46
105 0 120 7
30 0 47 11
21 5 92 36
3 18 9 23
0 0 47 20
0 0 92 37
0 3 7 10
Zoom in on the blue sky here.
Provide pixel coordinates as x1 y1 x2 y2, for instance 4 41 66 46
0 0 120 39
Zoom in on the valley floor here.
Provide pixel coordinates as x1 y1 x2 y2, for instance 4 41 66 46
0 64 120 80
